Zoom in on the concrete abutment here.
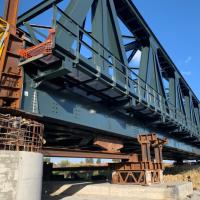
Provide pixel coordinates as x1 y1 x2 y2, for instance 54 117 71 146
0 151 43 200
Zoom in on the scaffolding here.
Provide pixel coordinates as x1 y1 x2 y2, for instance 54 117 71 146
0 113 44 152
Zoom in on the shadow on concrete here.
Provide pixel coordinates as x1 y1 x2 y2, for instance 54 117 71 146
42 181 106 200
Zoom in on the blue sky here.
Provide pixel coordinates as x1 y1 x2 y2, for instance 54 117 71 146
1 0 199 162
133 0 200 99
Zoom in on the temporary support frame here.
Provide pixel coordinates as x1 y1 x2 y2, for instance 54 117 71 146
110 133 167 185
43 133 167 185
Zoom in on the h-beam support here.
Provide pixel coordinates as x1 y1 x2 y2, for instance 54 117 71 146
110 133 167 185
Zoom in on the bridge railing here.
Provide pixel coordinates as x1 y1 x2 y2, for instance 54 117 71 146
53 5 199 138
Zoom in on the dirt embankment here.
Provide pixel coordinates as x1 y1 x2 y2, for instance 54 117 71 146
163 164 200 190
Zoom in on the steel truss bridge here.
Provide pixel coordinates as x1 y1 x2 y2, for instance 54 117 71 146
1 0 200 160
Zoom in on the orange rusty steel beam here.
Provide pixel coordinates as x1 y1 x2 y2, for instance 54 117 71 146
93 136 123 153
42 147 130 159
4 0 19 34
0 0 23 109
52 164 109 171
19 29 55 59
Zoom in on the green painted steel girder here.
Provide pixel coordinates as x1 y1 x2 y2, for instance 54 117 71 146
17 0 200 158
17 0 63 26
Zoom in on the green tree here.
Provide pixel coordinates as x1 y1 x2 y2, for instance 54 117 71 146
58 160 70 167
85 158 94 164
96 158 101 164
112 159 121 163
43 157 51 163
80 160 84 165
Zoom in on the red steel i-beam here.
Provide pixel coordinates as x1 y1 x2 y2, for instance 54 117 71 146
42 147 130 159
4 0 19 34
0 0 23 109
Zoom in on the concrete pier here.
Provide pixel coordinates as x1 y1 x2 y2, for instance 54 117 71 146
0 150 43 200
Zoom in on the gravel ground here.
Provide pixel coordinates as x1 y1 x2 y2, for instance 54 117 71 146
61 195 150 200
43 191 200 200
185 190 200 200
42 181 196 200
50 191 200 200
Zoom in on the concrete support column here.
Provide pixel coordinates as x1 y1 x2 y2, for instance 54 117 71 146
0 151 43 200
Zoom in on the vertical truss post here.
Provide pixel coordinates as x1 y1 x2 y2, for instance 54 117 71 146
0 0 23 109
154 144 163 163
138 134 151 162
174 72 180 120
138 46 149 100
184 91 192 129
4 0 19 34
169 73 176 118
138 133 154 185
197 103 200 131
52 4 57 29
75 25 80 64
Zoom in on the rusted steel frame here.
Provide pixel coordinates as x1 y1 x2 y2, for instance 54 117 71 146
19 29 55 59
154 145 163 163
151 170 160 183
138 133 156 162
42 147 130 159
112 170 146 184
153 137 167 163
93 136 123 153
140 142 151 162
137 133 158 143
138 134 153 162
0 34 23 109
4 0 19 34
109 161 163 171
110 133 167 185
111 169 161 185
137 133 167 163
0 0 23 109
0 113 44 152
137 133 167 146
52 165 109 171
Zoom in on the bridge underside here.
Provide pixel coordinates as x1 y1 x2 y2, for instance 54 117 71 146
2 106 200 160
42 117 200 160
